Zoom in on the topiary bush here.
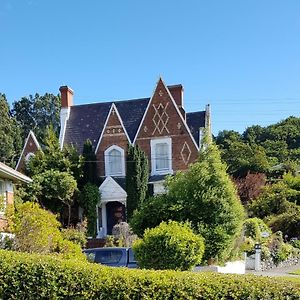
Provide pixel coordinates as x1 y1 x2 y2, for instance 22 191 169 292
133 221 205 271
0 249 299 299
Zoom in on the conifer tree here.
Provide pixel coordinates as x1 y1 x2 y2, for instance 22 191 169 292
126 145 149 220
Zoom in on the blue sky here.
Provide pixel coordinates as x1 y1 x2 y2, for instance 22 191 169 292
1 0 299 135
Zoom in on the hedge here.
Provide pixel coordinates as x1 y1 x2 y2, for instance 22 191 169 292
0 250 299 299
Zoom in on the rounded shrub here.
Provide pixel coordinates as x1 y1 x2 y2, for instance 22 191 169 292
133 221 205 271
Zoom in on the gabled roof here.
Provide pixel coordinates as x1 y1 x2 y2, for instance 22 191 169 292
0 162 32 183
63 98 150 152
63 84 206 152
186 111 206 145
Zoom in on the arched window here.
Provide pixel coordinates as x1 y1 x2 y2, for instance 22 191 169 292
104 145 125 176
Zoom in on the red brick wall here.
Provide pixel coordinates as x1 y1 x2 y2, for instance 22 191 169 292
17 135 40 172
135 79 198 172
96 107 129 177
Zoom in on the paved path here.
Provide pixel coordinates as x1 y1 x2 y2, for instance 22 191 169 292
246 263 300 277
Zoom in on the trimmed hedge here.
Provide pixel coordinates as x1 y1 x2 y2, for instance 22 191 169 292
0 250 299 299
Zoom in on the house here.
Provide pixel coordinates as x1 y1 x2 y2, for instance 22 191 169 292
16 130 41 173
17 78 211 238
60 78 211 237
0 162 32 230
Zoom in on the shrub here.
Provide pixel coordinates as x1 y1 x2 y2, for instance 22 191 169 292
0 250 299 299
13 202 85 260
243 218 271 242
133 221 205 271
131 143 245 263
61 221 87 248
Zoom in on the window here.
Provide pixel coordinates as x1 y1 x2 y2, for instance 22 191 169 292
25 152 35 163
104 145 125 176
151 138 172 175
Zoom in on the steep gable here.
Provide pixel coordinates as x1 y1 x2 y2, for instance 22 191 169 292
95 104 130 177
134 78 199 171
16 131 41 172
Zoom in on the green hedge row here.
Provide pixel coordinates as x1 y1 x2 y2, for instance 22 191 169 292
0 250 299 299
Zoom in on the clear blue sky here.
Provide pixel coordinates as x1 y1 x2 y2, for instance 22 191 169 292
1 0 299 135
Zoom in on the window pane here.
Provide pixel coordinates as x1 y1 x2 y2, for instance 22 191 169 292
108 149 122 175
155 143 169 170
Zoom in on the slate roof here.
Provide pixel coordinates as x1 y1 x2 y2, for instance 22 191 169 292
186 111 206 146
63 95 206 153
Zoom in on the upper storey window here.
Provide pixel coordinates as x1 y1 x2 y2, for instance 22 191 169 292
105 145 125 176
151 138 172 175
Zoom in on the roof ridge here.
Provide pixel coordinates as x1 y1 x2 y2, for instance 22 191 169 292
71 97 150 108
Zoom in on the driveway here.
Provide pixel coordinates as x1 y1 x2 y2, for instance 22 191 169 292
246 263 300 277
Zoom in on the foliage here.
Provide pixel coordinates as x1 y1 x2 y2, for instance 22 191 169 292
132 142 245 262
234 172 266 204
126 144 149 220
79 184 100 237
12 202 85 259
11 93 61 142
133 221 205 271
0 250 299 299
81 139 99 187
243 218 271 242
13 202 62 254
267 210 300 239
216 117 300 178
61 220 87 248
0 93 22 166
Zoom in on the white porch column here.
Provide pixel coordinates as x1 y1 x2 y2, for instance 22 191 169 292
101 202 107 237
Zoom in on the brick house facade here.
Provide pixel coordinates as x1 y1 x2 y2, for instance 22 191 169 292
16 78 211 237
60 78 211 237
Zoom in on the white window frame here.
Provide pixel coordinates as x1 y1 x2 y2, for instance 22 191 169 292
104 145 125 176
150 137 172 175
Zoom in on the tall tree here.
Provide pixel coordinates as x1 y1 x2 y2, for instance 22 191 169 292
0 93 22 166
11 93 61 142
126 145 149 220
131 142 245 262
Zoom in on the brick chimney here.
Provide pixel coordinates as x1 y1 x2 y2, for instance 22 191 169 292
168 84 185 120
59 86 74 108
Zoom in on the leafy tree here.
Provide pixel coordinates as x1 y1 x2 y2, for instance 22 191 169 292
0 93 22 166
234 172 266 204
81 139 99 186
133 221 205 271
11 93 61 142
79 184 100 237
126 145 149 220
131 142 245 262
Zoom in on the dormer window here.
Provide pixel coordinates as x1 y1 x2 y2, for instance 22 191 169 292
104 145 125 176
151 138 172 175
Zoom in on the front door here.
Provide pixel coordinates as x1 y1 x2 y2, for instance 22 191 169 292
106 201 126 235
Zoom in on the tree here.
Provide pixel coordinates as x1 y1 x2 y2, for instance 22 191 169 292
11 93 61 142
133 221 205 271
126 145 149 220
81 139 99 186
79 184 100 237
131 142 245 262
234 172 266 204
0 93 22 166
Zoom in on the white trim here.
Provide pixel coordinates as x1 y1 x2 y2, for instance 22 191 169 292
104 145 126 177
94 103 131 154
16 131 41 170
59 107 71 150
150 137 173 176
133 77 199 151
132 79 158 145
25 152 35 163
0 162 32 183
